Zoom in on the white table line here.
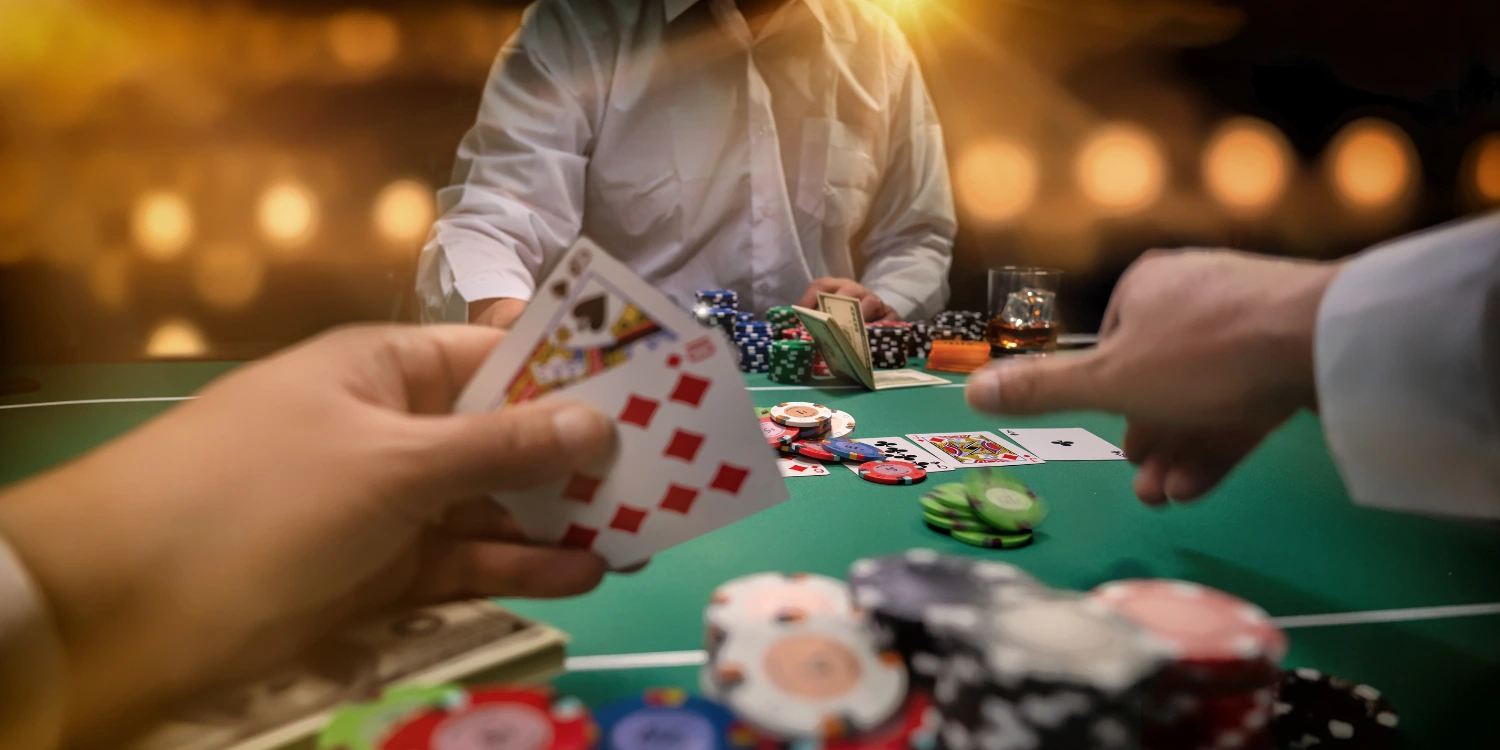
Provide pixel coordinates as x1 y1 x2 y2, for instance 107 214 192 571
0 396 195 411
561 601 1500 673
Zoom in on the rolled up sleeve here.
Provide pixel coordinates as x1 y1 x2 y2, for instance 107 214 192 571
1315 212 1500 520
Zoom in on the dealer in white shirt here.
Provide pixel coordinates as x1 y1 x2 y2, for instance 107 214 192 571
416 0 956 328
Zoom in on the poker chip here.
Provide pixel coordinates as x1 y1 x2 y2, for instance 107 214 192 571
821 691 939 750
705 572 857 655
379 686 596 750
697 289 740 310
1090 579 1287 686
858 460 926 485
710 617 909 739
769 402 834 429
826 410 857 439
921 512 999 533
787 440 840 462
824 438 883 462
759 417 801 448
1272 668 1400 750
319 684 467 750
963 469 1047 532
948 529 1034 549
593 689 752 750
922 483 970 511
917 494 979 519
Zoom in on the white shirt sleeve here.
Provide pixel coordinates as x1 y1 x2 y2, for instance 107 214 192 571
0 531 65 750
857 50 956 322
1315 212 1500 520
416 0 600 322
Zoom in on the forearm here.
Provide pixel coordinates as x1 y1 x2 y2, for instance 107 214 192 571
0 515 65 750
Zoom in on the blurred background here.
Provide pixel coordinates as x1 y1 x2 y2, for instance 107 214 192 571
1 0 1498 363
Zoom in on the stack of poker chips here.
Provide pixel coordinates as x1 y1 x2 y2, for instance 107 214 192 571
1090 580 1290 750
734 321 776 374
779 325 833 378
768 339 813 383
866 322 912 369
909 321 934 358
930 310 987 342
693 289 741 340
326 685 597 750
1270 668 1400 750
699 573 931 747
917 470 1046 550
766 304 800 331
695 288 739 310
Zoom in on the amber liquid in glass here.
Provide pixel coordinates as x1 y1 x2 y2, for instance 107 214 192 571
986 317 1058 353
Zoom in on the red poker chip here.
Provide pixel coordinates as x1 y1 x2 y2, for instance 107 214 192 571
760 416 800 447
857 460 926 485
1144 687 1275 750
823 692 937 750
380 686 597 750
1090 579 1286 686
788 440 840 462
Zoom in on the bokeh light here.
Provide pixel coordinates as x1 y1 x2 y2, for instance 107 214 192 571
1203 117 1292 214
327 10 401 73
88 248 131 311
954 139 1039 225
132 191 194 260
373 179 437 246
1467 133 1500 204
145 319 208 358
1327 118 1417 210
193 242 265 309
1076 124 1166 213
257 181 319 251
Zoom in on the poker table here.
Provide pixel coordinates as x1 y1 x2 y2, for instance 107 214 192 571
3 360 1499 747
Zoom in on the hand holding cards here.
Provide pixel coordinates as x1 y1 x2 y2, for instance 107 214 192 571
455 246 788 568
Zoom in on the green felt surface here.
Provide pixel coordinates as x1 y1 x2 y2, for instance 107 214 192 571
4 361 1499 746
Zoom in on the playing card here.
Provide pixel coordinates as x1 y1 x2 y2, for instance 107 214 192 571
840 436 956 475
778 456 831 477
455 246 788 568
998 428 1126 461
905 431 1044 467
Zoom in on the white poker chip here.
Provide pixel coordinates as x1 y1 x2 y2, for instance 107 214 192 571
712 617 908 738
705 573 856 655
769 402 834 429
826 410 856 439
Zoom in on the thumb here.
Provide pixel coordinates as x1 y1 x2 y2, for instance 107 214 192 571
411 399 616 499
965 353 1110 416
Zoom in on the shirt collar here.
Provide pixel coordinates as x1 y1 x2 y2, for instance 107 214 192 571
666 0 836 34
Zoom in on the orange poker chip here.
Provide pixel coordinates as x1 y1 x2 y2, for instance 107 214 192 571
924 340 991 374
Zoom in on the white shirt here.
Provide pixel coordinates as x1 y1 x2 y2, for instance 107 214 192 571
1316 211 1500 519
416 0 955 321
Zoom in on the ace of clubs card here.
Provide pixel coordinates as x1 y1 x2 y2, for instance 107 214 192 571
999 428 1126 461
454 246 788 567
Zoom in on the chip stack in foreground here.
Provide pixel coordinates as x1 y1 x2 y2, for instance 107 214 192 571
923 593 1172 750
1271 668 1400 750
867 322 912 369
734 321 776 374
703 572 857 658
769 339 813 384
1091 579 1289 750
593 689 755 750
319 684 467 750
378 686 596 750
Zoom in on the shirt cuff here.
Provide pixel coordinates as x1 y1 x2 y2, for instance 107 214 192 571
0 531 66 750
867 286 921 322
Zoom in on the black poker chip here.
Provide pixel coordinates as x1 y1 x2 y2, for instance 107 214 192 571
1272 668 1400 749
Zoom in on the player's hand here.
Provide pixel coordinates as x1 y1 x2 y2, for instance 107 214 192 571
965 250 1340 506
469 297 528 329
798 278 899 322
0 325 616 744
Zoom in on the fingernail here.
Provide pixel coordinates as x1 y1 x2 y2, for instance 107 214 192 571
966 366 1007 412
553 404 609 454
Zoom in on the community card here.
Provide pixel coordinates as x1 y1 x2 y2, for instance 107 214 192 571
778 455 832 478
998 428 1126 461
841 436 956 475
905 431 1044 467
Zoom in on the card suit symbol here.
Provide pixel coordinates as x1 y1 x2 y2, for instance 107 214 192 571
663 430 705 462
708 464 749 494
550 280 569 299
686 336 716 363
619 396 660 429
1052 440 1074 447
560 524 599 550
669 373 711 407
791 465 810 473
609 505 648 534
660 484 699 514
667 354 682 368
570 249 590 275
561 474 603 504
572 294 608 332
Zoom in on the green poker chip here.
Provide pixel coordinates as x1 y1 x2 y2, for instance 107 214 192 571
951 529 1035 549
963 469 1047 532
317 684 465 750
923 511 998 533
919 494 980 520
923 482 971 511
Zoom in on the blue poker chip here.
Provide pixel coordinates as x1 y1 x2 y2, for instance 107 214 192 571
735 312 755 323
595 689 746 750
824 438 883 462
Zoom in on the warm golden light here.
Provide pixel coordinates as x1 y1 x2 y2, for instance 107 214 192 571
1327 119 1416 210
1469 133 1500 204
193 243 265 310
373 179 437 245
1076 125 1166 213
954 140 1038 225
145 319 208 358
1203 118 1292 213
89 249 131 310
327 10 401 73
132 191 194 260
258 181 318 250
